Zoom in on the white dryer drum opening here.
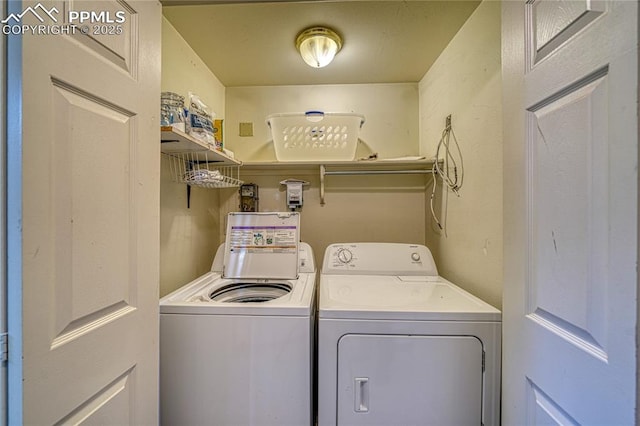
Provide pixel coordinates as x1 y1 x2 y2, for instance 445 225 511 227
209 282 292 303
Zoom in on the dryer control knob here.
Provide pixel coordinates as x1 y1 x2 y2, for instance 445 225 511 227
337 248 353 264
411 252 421 261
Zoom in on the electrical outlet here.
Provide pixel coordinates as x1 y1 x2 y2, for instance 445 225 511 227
239 122 253 137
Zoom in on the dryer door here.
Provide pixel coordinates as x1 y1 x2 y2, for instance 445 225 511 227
337 334 483 426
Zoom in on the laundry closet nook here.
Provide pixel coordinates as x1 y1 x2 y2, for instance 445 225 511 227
158 0 503 310
5 0 637 423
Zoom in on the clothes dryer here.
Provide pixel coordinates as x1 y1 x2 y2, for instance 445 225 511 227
160 212 316 426
317 243 501 426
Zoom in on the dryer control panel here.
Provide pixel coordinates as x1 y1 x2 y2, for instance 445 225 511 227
322 243 438 276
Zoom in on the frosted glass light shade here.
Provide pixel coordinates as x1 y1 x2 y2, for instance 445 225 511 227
296 27 342 68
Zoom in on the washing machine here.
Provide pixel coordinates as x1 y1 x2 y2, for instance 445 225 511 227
160 212 316 426
317 243 501 426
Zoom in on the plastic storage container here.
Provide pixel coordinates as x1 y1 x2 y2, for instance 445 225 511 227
267 111 365 162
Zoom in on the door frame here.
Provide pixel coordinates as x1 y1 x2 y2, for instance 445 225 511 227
0 0 7 424
5 0 22 424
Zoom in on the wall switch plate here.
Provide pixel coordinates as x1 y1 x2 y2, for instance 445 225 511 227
239 122 253 137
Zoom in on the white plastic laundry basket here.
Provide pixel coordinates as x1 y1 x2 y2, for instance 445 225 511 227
267 111 365 162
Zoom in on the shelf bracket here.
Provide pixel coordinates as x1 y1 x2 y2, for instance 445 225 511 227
320 165 326 205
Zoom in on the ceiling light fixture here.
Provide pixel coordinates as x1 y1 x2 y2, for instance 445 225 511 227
295 26 342 68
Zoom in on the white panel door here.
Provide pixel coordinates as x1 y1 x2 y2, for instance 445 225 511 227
502 1 637 424
337 334 483 426
6 0 161 424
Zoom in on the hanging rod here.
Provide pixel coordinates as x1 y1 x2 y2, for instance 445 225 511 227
320 164 435 205
323 169 434 176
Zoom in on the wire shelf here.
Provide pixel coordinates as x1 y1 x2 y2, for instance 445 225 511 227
164 152 243 189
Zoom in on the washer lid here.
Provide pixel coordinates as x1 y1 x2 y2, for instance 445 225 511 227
223 212 300 279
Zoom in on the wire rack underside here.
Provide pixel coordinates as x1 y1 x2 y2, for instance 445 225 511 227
164 152 243 189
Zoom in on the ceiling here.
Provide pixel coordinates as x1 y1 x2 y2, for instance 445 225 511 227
162 1 480 87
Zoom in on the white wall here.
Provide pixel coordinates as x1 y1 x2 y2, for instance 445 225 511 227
225 83 419 162
161 17 225 117
221 83 425 265
219 168 427 268
160 17 226 297
419 0 502 308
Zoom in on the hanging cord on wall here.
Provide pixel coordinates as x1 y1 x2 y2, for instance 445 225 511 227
430 115 465 234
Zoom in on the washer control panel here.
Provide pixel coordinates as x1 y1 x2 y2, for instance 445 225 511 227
336 247 354 264
322 243 438 276
298 242 315 273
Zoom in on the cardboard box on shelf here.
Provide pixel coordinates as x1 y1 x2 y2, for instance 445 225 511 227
213 119 223 151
